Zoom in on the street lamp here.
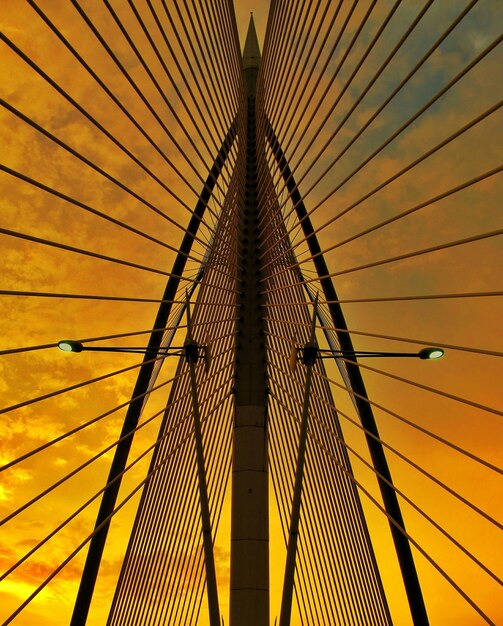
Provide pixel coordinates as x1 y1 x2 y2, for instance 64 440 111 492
58 340 84 353
58 339 212 371
59 318 215 626
418 347 444 360
290 344 444 371
58 340 184 357
281 318 445 625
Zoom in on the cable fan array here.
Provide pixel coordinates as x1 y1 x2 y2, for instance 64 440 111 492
1 1 502 625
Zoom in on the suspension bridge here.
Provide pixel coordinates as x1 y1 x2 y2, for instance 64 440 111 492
1 1 502 624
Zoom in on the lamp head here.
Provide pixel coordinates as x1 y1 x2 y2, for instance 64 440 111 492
58 340 84 353
418 347 444 360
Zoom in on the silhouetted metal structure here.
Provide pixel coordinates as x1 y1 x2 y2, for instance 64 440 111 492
1 3 501 626
102 17 406 626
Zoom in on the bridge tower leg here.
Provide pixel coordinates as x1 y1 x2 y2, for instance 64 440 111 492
230 15 269 626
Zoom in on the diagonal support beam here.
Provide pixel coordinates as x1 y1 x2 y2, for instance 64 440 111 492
71 124 236 626
279 295 318 626
184 293 221 626
266 121 428 626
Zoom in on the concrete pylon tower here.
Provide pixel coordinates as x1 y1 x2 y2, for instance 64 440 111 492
230 15 269 626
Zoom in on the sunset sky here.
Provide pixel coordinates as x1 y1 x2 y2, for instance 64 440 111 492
1 1 502 625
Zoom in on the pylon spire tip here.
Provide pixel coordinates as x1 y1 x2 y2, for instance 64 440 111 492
243 13 261 69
